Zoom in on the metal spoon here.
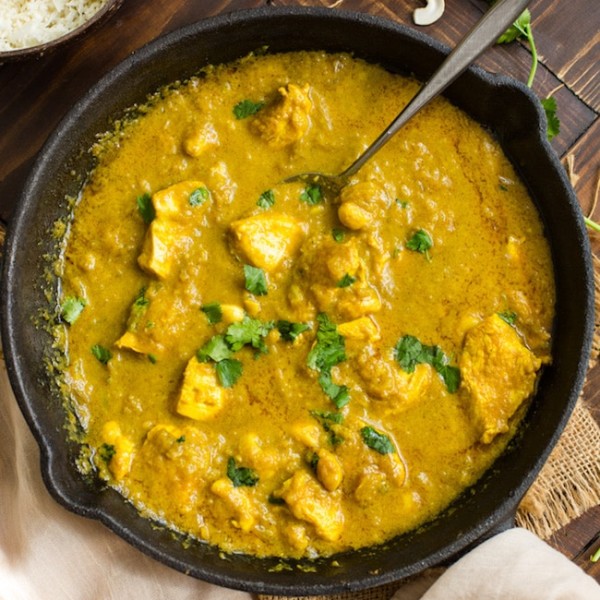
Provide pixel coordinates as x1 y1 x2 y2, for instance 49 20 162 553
286 0 531 195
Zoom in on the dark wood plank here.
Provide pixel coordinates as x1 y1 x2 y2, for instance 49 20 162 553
532 0 600 111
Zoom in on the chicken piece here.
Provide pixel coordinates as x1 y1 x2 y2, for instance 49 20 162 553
137 180 208 279
316 449 343 492
175 358 225 421
100 421 135 480
337 181 390 230
182 123 219 157
251 83 312 147
326 241 360 281
289 419 323 449
459 314 542 443
211 478 256 532
229 212 305 272
279 470 344 541
337 316 380 342
138 219 174 279
220 304 245 324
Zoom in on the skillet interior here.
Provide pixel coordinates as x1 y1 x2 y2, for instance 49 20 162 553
0 7 594 595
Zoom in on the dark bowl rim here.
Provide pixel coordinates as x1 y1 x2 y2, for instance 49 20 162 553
0 0 123 62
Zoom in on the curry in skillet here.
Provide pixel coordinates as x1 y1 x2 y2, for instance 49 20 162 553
57 51 555 558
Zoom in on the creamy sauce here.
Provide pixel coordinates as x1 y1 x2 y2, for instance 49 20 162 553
58 51 555 558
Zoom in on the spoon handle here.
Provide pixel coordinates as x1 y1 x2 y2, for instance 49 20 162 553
341 0 531 179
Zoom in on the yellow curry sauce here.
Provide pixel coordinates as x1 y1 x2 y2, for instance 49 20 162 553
58 51 555 558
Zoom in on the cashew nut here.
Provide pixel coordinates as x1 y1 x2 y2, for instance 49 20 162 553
413 0 445 26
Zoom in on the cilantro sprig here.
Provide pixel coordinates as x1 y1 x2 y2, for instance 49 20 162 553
406 229 433 259
60 296 86 324
276 320 310 342
495 6 559 141
394 335 460 393
360 426 395 455
196 316 274 387
307 313 349 408
244 264 268 296
227 456 259 487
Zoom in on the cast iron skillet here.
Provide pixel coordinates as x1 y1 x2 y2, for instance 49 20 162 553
1 7 594 596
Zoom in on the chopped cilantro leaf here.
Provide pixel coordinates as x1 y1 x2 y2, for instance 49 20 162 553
132 286 150 313
136 192 155 224
257 189 275 209
201 302 223 325
318 371 350 408
243 264 268 296
227 456 259 487
300 184 323 205
310 409 344 427
498 310 518 326
276 320 310 342
361 427 395 455
332 228 345 243
497 9 531 44
98 443 116 462
396 198 409 208
91 344 112 365
216 358 243 388
148 353 157 364
541 97 560 141
337 273 356 288
226 315 273 354
176 435 186 443
306 451 320 472
197 335 233 363
406 229 433 258
307 313 346 373
268 494 286 505
189 187 210 206
60 296 86 324
394 334 460 393
233 99 264 119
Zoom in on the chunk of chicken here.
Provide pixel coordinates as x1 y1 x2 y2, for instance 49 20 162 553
182 123 219 157
251 83 312 147
100 421 135 480
338 316 380 342
176 358 225 421
211 478 256 532
138 180 208 279
279 470 344 541
229 212 305 272
316 449 343 491
459 314 542 443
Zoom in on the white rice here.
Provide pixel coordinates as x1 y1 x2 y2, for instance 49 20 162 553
0 0 108 51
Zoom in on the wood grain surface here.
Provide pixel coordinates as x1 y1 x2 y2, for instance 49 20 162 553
1 0 598 583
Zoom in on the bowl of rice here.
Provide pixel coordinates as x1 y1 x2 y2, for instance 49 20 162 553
0 0 123 61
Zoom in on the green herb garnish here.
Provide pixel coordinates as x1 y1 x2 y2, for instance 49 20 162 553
216 358 244 388
406 229 433 259
360 427 395 455
98 443 116 462
91 344 112 365
307 313 349 406
276 320 310 342
233 99 265 119
300 184 323 205
189 187 210 206
136 192 155 224
60 296 86 324
541 97 560 141
197 335 233 363
243 264 268 296
227 456 259 487
310 409 345 446
226 315 273 355
148 353 157 364
257 189 275 209
176 435 186 443
495 6 560 140
394 335 460 393
201 301 223 325
332 228 345 243
498 310 518 326
337 273 356 288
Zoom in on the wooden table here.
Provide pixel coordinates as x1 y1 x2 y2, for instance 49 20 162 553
1 0 598 584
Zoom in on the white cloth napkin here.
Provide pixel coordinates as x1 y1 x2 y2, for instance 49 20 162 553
1 362 598 600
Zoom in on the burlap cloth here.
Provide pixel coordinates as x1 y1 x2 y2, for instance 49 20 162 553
258 254 600 600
